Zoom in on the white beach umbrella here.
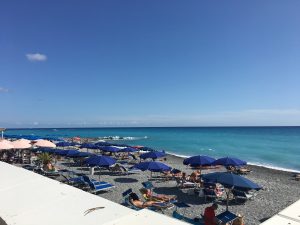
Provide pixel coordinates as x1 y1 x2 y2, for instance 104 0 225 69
11 139 32 149
34 139 56 148
0 139 14 150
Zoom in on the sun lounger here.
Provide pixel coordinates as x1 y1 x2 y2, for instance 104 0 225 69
176 178 197 189
232 189 254 203
203 188 218 202
82 175 114 193
235 166 252 175
60 174 89 189
39 167 60 177
122 189 143 211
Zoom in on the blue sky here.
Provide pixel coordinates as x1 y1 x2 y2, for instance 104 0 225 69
1 0 300 128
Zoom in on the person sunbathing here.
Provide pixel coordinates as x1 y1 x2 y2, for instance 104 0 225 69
215 184 224 197
189 170 202 183
142 188 176 202
163 169 182 179
129 192 170 209
237 166 251 174
44 162 56 172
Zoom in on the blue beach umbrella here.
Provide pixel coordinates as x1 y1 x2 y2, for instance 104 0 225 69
80 143 98 149
84 155 116 167
183 155 216 167
119 147 137 153
54 149 66 155
94 142 111 146
65 150 81 158
77 152 94 157
202 172 262 210
37 147 56 154
133 161 171 172
99 146 120 153
213 157 247 167
140 151 166 160
56 141 76 147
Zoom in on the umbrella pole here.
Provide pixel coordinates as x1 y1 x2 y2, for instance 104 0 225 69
226 188 232 211
98 166 101 181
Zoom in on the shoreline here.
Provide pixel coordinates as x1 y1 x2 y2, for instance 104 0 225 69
166 151 300 174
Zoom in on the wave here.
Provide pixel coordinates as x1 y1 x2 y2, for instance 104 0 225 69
166 152 300 173
98 136 148 141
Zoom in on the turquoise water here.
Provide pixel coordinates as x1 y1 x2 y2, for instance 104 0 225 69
5 127 300 172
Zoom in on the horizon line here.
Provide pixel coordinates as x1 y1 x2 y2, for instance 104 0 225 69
4 125 300 130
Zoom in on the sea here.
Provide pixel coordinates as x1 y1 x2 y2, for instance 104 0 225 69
4 127 300 172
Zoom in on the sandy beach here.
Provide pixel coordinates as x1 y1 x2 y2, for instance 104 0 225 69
54 153 300 225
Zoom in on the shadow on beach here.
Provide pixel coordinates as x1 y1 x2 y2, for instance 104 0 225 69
114 177 139 183
153 186 205 205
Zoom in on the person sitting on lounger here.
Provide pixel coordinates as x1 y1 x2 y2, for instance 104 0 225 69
215 184 224 197
142 188 176 202
129 192 169 209
190 170 202 183
44 162 56 172
163 169 182 179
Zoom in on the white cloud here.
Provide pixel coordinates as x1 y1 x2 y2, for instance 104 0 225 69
26 53 47 62
0 87 9 93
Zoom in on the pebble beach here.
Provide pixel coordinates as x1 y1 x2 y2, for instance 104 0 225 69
57 153 300 225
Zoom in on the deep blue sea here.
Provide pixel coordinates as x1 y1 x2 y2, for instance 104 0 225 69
5 127 300 172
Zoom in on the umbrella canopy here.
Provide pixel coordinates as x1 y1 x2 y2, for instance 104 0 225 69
0 140 14 150
11 139 32 149
94 141 111 146
202 172 261 210
140 151 166 160
54 149 67 155
37 147 56 153
56 141 76 147
133 161 171 172
84 155 116 167
202 172 261 191
65 150 80 158
77 152 94 157
80 143 98 149
99 146 120 153
34 139 56 148
213 157 247 167
183 155 216 167
118 147 137 153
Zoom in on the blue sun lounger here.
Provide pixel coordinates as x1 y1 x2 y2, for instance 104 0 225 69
82 175 115 193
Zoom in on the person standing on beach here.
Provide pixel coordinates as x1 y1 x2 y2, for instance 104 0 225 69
203 203 219 225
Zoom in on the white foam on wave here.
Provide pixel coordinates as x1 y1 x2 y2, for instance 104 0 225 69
247 161 300 173
98 136 148 141
166 152 300 173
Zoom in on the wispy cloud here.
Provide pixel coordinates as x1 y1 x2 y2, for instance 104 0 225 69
0 87 9 93
26 53 47 62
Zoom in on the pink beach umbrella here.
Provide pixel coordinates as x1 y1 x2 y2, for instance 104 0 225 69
34 139 56 148
11 139 32 149
0 139 14 150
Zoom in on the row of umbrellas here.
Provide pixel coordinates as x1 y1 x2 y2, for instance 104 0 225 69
0 139 56 150
183 155 247 167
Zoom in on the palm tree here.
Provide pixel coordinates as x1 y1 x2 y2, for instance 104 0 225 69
37 153 52 166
